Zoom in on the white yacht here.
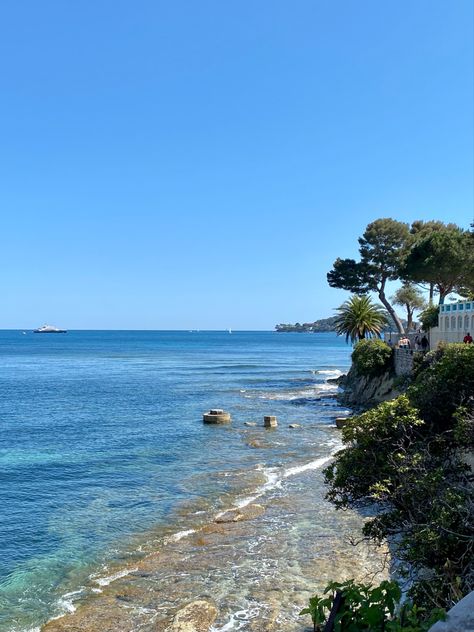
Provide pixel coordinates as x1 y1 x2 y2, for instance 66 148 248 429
33 324 67 334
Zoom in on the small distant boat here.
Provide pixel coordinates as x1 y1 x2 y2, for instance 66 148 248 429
228 328 232 334
33 324 67 334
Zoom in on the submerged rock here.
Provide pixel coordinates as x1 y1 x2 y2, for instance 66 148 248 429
288 423 301 428
215 503 265 523
327 374 345 385
244 421 257 426
246 439 264 448
166 600 217 632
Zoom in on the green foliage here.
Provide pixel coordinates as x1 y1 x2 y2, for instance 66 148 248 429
418 305 439 330
299 579 445 631
409 220 459 237
410 350 427 378
325 396 424 508
352 339 393 377
327 258 372 294
334 295 387 344
328 219 472 334
458 225 474 297
402 227 469 303
324 345 474 608
328 219 411 334
358 219 410 282
408 343 474 438
391 284 426 331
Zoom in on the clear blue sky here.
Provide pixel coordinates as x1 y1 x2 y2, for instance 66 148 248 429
1 1 472 329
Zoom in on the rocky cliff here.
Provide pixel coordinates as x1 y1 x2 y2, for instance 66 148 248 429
337 366 401 409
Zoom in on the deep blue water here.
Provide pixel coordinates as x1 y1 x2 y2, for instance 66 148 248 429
0 330 351 631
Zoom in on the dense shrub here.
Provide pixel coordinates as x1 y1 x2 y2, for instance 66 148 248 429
324 344 474 609
409 343 474 438
419 305 439 330
325 396 424 509
300 579 445 632
352 338 393 377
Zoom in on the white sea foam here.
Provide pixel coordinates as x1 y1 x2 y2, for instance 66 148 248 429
93 567 138 587
315 369 343 376
163 529 196 544
210 606 261 631
47 588 84 622
251 383 336 400
34 590 82 630
217 449 338 520
235 468 281 509
325 437 343 449
315 382 338 392
56 596 77 614
283 455 334 478
215 467 281 519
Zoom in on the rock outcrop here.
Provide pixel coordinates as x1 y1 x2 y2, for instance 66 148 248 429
338 367 400 409
166 600 217 632
215 504 265 523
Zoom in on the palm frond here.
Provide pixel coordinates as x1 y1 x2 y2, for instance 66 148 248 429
334 295 387 344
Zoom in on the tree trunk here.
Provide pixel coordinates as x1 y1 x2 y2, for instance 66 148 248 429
429 283 434 306
438 283 454 305
406 305 414 331
378 281 405 334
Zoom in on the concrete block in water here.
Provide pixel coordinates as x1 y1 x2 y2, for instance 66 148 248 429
203 410 231 424
264 415 278 428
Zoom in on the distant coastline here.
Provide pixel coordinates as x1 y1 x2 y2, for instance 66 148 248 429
275 316 409 333
275 317 338 333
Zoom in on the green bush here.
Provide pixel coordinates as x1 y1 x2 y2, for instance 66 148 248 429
300 579 445 631
408 343 474 438
352 338 393 377
419 305 439 330
325 396 424 509
324 344 474 608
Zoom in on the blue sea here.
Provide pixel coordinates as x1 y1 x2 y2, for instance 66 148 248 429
0 330 380 632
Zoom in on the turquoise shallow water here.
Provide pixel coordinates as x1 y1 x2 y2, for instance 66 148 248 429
0 330 352 631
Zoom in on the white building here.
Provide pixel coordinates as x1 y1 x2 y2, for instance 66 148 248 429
429 299 474 347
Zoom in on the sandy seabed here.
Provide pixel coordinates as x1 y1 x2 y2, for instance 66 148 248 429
43 450 389 632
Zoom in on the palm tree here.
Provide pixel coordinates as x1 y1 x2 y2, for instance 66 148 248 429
334 295 387 343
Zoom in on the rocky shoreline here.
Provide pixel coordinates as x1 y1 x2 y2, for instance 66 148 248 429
43 466 388 632
42 418 387 632
333 368 400 410
39 377 389 632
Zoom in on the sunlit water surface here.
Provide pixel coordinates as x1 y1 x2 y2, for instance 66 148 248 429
0 331 384 631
